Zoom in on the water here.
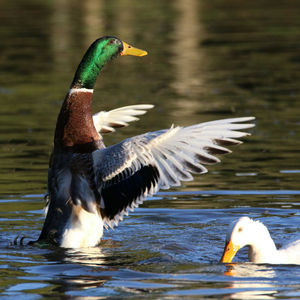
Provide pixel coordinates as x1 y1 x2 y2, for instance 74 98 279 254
1 0 300 298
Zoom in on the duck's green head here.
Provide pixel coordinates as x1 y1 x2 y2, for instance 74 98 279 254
71 36 147 89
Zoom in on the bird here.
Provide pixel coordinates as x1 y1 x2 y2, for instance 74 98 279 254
34 36 255 248
221 216 300 264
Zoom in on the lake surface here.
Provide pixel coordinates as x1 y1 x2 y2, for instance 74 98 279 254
1 0 300 298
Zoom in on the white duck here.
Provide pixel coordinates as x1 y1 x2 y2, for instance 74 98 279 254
221 216 300 264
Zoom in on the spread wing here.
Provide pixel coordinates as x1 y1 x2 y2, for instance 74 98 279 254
91 117 255 229
93 104 154 134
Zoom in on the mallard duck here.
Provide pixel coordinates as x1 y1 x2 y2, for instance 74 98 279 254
35 36 255 248
221 216 300 264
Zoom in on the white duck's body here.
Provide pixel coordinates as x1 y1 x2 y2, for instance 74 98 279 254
221 216 300 264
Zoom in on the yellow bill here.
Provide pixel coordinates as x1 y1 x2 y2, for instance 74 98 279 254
121 41 148 57
220 239 240 263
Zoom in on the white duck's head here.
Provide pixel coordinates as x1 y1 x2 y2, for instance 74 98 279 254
221 217 276 263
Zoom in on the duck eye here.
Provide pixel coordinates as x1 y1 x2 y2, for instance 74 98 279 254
108 39 116 45
238 227 243 232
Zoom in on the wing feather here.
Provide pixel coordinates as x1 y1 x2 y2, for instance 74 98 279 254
91 116 255 228
93 104 154 134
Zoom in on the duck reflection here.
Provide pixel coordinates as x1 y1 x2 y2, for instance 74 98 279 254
224 263 277 300
64 246 106 266
36 241 121 295
62 239 121 266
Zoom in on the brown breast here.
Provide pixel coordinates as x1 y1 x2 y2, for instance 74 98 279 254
54 90 102 152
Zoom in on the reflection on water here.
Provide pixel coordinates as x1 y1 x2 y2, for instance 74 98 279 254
0 0 300 298
171 0 205 98
224 263 276 278
64 246 106 266
1 197 300 298
229 283 276 300
224 264 277 299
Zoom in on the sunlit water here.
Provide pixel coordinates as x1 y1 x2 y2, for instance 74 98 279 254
1 0 300 299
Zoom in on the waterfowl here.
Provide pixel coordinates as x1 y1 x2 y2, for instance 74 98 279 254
36 36 255 248
221 216 300 264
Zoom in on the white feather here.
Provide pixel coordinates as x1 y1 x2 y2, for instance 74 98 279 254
93 116 255 230
61 207 103 248
93 104 154 134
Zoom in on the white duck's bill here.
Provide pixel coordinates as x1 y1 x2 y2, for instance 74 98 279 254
221 239 240 263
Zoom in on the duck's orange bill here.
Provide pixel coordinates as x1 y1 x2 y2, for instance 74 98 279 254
121 41 148 57
220 239 240 263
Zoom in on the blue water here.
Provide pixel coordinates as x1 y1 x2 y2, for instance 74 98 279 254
1 0 300 298
1 190 300 298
